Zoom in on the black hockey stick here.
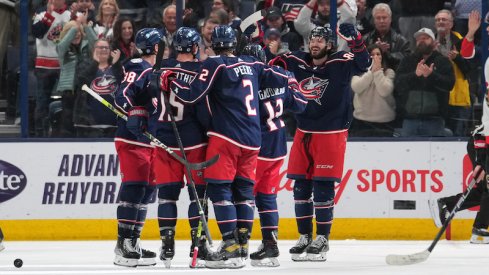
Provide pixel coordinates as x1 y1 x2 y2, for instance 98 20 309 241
81 84 219 170
385 176 479 265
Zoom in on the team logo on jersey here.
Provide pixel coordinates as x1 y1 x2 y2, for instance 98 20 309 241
0 160 27 203
91 75 118 95
47 24 63 43
298 76 329 105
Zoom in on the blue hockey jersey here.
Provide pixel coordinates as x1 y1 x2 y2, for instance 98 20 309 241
169 55 291 149
258 67 307 159
273 49 370 132
114 58 155 145
151 58 209 149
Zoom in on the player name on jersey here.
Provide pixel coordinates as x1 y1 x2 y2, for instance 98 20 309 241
233 64 253 77
259 87 286 100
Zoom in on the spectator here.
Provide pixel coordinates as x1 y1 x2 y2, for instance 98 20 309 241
363 3 410 70
267 0 309 31
350 44 396 137
212 0 241 29
72 0 96 23
263 6 302 51
394 27 455 137
435 9 471 137
117 0 146 31
356 0 374 35
31 0 72 137
397 0 446 51
53 16 97 137
262 28 290 61
73 38 122 137
93 0 119 40
294 0 357 52
198 17 219 60
209 7 230 25
161 4 177 58
110 17 137 64
0 0 18 104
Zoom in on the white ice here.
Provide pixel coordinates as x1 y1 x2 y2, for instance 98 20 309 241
0 240 486 275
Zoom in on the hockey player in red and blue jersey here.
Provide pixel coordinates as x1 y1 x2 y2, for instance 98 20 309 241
159 25 293 269
241 44 308 267
269 24 370 261
149 27 211 267
112 28 162 267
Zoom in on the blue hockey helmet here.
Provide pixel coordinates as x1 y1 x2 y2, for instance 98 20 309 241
174 27 201 53
309 26 336 47
242 43 266 63
211 25 237 50
135 28 163 55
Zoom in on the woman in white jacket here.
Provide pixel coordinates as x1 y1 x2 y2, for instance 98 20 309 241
350 43 396 137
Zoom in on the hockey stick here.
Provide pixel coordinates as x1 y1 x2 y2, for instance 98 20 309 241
191 188 209 268
162 94 213 246
81 84 219 170
385 176 479 265
236 9 266 55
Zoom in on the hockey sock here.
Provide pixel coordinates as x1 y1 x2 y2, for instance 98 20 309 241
157 184 182 233
474 190 489 229
117 184 145 238
255 192 279 240
293 179 314 234
313 180 335 236
133 186 155 238
188 184 208 229
233 178 255 233
207 182 236 240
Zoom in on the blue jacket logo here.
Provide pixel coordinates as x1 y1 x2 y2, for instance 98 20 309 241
0 160 27 203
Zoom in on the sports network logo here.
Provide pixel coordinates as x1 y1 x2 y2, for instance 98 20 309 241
0 160 27 203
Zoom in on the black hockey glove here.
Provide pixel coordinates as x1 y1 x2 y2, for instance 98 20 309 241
126 106 148 139
337 23 365 52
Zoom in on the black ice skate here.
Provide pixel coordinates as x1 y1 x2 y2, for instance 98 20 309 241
205 238 244 269
159 229 175 268
250 240 280 267
133 238 156 266
306 235 329 261
114 237 141 267
428 199 448 228
470 227 489 244
289 233 312 261
189 228 210 268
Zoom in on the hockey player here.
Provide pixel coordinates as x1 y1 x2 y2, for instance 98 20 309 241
159 25 294 269
269 24 370 261
241 44 308 267
0 227 4 252
112 28 162 267
150 27 210 267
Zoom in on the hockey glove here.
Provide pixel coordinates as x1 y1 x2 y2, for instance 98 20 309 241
337 23 365 52
126 106 148 138
159 70 177 92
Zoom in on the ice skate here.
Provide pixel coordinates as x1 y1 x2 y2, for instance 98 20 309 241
250 240 280 267
289 233 312 261
189 228 210 268
470 228 489 244
159 229 175 268
306 235 329 261
114 237 141 267
205 238 244 269
0 242 4 252
133 238 156 266
428 199 448 228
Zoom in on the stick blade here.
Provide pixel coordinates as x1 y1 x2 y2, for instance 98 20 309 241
187 154 220 170
385 250 430 265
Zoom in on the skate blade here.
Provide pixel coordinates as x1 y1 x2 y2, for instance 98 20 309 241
251 257 280 267
137 257 157 266
291 253 308 262
307 252 327 261
162 259 172 268
205 258 245 269
0 243 4 252
114 255 139 267
470 235 489 244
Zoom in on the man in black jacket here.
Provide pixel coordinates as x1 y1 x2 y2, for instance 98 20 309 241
394 27 455 137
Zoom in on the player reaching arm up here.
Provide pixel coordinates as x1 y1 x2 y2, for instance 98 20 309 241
268 24 369 262
112 28 163 268
159 25 292 269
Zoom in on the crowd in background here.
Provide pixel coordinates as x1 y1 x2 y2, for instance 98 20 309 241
0 0 486 138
